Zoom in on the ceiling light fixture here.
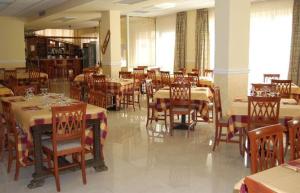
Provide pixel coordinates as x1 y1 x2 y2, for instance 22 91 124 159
154 2 176 9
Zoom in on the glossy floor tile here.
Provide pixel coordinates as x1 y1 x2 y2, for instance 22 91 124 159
0 80 250 193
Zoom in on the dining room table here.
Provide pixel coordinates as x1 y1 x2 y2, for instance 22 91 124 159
234 159 300 193
226 97 300 139
153 86 213 124
0 83 13 96
0 94 108 188
74 74 135 110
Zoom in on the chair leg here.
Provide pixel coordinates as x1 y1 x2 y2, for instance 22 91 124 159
7 143 13 173
170 113 174 136
212 125 219 151
0 127 4 161
53 156 61 192
14 160 20 181
81 151 87 185
164 110 167 131
146 107 150 127
217 126 223 146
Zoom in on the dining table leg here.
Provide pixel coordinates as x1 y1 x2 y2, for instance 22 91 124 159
28 125 49 189
89 119 108 172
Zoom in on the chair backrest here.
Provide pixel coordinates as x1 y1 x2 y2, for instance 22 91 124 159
174 71 184 80
88 90 106 108
191 69 199 75
179 68 186 74
271 79 292 98
264 74 280 83
288 120 300 160
170 82 191 107
92 74 106 91
119 71 132 79
147 70 156 81
248 124 284 174
213 86 223 123
251 83 276 93
145 82 154 104
187 73 199 86
51 103 87 144
1 101 18 144
69 83 81 101
160 71 171 86
248 96 281 130
4 69 17 81
204 69 213 78
29 68 41 81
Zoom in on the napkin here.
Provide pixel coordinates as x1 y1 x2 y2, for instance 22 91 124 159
22 106 42 111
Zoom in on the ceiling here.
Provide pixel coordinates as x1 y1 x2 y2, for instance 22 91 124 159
0 0 216 30
3 0 264 30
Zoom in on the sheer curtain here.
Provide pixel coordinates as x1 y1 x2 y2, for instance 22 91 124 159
128 17 156 69
249 0 293 84
156 14 176 72
208 8 215 69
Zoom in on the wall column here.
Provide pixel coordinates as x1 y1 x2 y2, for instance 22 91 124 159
0 17 25 69
100 10 121 79
214 0 251 112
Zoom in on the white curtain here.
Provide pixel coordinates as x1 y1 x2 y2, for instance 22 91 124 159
156 14 176 72
128 17 156 69
208 8 215 69
249 0 293 84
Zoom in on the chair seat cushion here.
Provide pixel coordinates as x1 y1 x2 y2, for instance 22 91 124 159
172 107 194 114
42 139 81 152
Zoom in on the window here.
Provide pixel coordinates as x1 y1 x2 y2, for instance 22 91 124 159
156 14 176 72
249 0 293 83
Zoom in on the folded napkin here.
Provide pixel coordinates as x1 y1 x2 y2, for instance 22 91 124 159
22 106 42 111
234 98 248 103
282 159 300 172
8 98 26 102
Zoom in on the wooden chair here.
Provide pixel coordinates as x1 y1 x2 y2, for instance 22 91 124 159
179 68 186 75
191 68 199 75
263 73 280 83
160 71 171 87
133 68 146 93
69 83 81 101
122 75 141 111
119 71 132 79
288 120 300 160
92 74 106 91
173 71 184 81
212 87 242 152
248 124 284 174
28 67 41 81
145 82 168 129
169 82 196 136
3 101 33 180
245 96 281 155
271 79 292 98
187 73 200 86
43 103 87 192
204 69 213 78
4 69 17 83
147 70 160 91
88 90 107 108
248 96 281 130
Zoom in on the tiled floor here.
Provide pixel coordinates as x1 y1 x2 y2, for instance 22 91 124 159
0 80 250 193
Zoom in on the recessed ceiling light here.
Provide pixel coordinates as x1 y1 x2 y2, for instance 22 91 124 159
154 2 176 9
